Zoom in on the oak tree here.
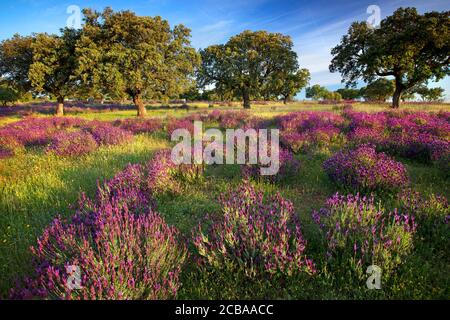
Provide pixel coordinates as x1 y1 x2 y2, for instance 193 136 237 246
77 8 199 117
330 8 449 108
198 30 303 108
0 34 34 95
29 29 80 115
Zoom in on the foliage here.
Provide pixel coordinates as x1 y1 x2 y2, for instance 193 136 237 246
312 193 416 282
198 30 304 108
415 85 445 102
0 86 19 106
191 184 315 298
323 144 409 194
0 34 34 94
330 8 450 107
46 131 99 157
360 78 395 102
336 88 361 100
305 84 329 100
29 29 81 115
77 7 200 117
271 68 310 104
11 162 187 300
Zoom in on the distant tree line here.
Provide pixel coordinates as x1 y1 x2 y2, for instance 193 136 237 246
306 78 445 103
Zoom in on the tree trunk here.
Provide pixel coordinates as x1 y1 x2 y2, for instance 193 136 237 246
392 77 404 108
133 93 147 117
243 90 251 109
56 97 64 116
283 96 288 104
392 87 403 108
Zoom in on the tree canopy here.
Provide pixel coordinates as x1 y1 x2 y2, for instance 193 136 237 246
360 78 395 102
76 8 200 117
198 30 307 108
330 7 449 108
415 85 445 102
336 88 361 100
0 34 34 94
29 29 81 115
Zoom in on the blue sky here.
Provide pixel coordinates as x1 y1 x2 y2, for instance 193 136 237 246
1 0 449 99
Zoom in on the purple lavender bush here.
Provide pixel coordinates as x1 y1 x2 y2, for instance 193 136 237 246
191 184 315 298
241 148 300 182
280 131 309 153
399 189 449 249
83 121 133 146
345 110 450 163
167 118 195 136
0 117 86 147
324 144 409 194
312 193 416 281
11 164 187 300
46 131 99 157
146 149 182 196
93 163 155 214
113 118 163 135
277 112 345 153
207 110 251 128
11 202 186 300
0 135 24 159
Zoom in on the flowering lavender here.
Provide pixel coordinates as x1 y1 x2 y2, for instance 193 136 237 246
241 148 300 182
312 193 416 279
146 149 181 196
277 112 345 153
46 131 99 157
11 202 186 300
348 127 386 146
324 144 409 194
0 117 86 147
83 121 133 146
11 163 187 300
398 189 449 244
345 110 450 163
344 110 387 131
93 163 155 214
277 111 345 132
280 131 309 153
207 110 251 128
167 118 195 136
0 135 23 159
193 183 316 282
384 132 449 162
113 118 163 135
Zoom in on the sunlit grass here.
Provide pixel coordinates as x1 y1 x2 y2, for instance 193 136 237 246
0 102 449 298
0 134 168 295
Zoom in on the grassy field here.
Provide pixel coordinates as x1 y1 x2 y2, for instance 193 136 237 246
0 101 449 299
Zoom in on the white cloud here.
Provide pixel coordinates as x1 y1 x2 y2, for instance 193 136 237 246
198 20 234 33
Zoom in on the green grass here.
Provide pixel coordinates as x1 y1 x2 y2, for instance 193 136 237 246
0 134 168 295
6 101 449 123
0 102 448 298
